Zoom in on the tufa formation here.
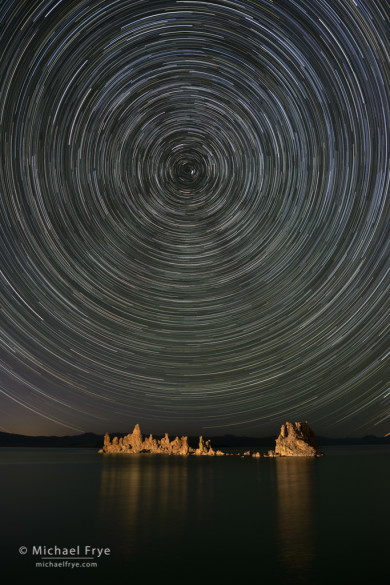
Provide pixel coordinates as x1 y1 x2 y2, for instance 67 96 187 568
267 421 323 457
99 424 215 456
99 421 323 457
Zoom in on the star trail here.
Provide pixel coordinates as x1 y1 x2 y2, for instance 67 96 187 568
0 0 389 437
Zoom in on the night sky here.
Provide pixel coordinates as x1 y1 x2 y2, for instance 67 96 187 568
0 0 388 438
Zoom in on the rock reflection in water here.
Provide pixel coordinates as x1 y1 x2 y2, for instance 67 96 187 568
276 457 317 580
98 455 189 558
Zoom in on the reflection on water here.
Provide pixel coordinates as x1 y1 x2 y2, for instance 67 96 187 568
98 455 189 557
97 450 320 578
276 457 316 581
1 447 389 583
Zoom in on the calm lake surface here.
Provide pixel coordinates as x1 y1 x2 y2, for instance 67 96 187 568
1 445 389 584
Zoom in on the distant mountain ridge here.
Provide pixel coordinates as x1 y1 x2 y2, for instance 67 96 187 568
0 431 389 448
0 431 103 448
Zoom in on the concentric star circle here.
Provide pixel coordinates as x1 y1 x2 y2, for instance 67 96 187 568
0 0 388 435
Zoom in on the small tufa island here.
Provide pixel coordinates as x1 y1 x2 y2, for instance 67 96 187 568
99 420 324 457
270 421 324 457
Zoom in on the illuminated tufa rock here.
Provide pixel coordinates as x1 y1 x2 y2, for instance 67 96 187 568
194 436 215 456
100 424 193 456
99 422 323 458
143 434 159 452
272 421 323 457
159 433 171 452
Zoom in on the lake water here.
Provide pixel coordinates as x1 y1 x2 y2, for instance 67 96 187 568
1 445 389 584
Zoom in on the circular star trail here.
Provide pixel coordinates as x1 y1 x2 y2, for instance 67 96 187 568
0 0 389 436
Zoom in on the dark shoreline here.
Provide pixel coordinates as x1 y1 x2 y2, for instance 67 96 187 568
1 430 389 449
